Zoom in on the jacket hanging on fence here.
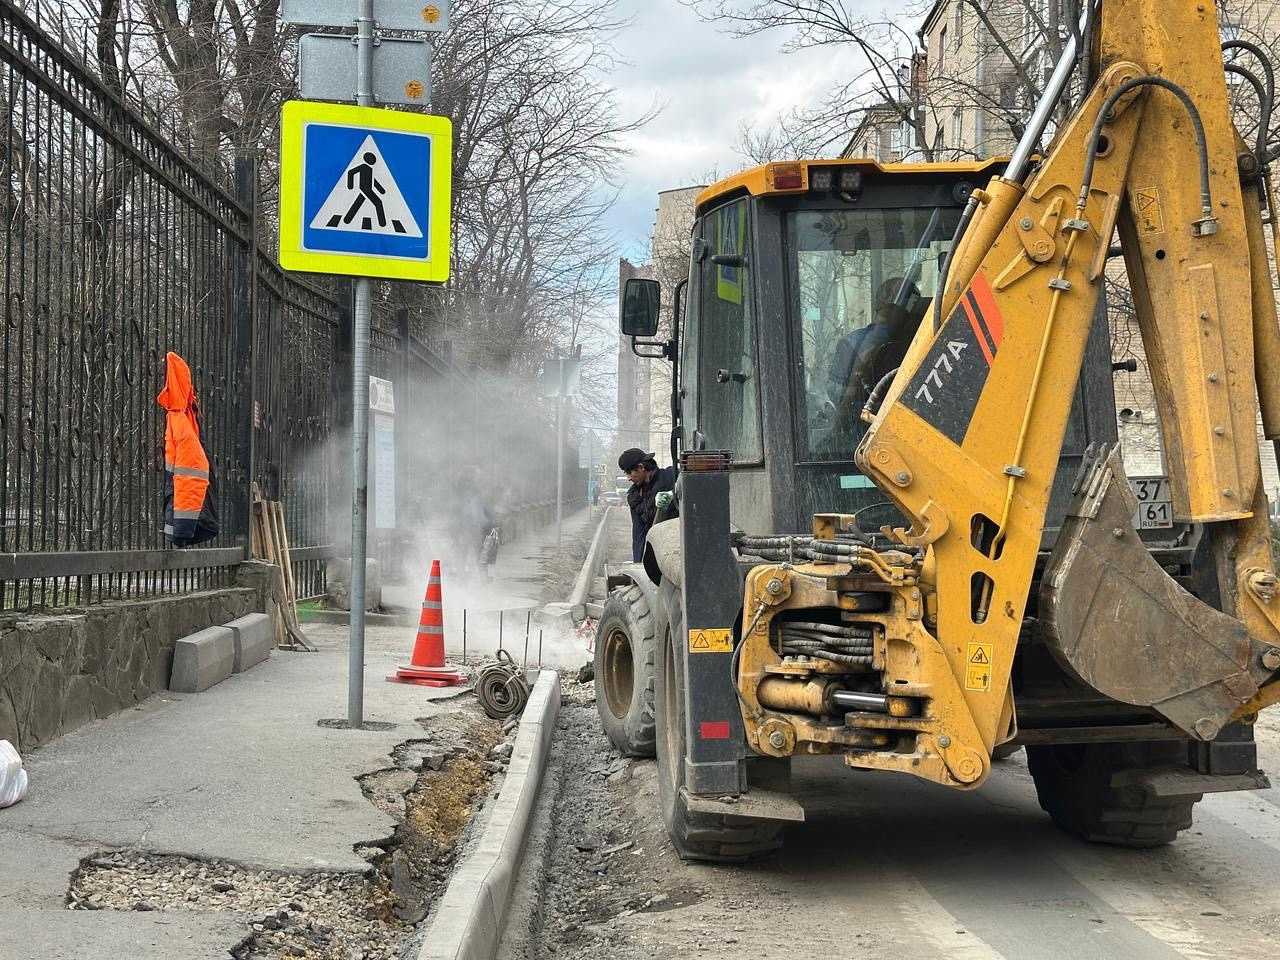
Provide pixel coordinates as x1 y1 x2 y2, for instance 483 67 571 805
157 351 218 547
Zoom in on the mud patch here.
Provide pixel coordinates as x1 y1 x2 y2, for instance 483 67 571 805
68 703 505 959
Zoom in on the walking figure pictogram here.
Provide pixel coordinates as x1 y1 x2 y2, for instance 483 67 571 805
327 152 407 234
306 131 424 243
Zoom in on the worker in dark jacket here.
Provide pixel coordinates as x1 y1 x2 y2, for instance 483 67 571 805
619 448 677 562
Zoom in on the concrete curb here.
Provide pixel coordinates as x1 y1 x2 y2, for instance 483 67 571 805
298 607 418 627
565 506 613 622
412 670 561 960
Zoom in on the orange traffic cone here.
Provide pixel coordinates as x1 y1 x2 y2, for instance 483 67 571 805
388 560 464 687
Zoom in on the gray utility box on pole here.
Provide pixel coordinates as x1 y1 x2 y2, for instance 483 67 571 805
284 0 450 31
300 34 432 106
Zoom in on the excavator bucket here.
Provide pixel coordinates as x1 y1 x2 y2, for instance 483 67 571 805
1040 446 1263 741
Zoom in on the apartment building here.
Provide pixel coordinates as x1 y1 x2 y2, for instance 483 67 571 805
616 257 655 471
616 185 705 469
920 0 1280 498
919 0 1035 160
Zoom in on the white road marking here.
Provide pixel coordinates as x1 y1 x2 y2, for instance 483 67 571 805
879 871 1009 960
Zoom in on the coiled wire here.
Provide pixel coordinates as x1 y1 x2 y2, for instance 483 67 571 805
476 650 531 720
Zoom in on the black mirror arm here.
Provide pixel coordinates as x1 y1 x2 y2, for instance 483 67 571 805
631 337 667 359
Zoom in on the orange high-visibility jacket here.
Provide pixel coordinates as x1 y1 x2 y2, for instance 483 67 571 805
157 351 218 546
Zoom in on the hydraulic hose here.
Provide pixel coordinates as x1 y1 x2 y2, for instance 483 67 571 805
1079 76 1214 227
1224 63 1271 168
862 366 900 420
932 192 980 334
1223 39 1275 111
782 621 874 639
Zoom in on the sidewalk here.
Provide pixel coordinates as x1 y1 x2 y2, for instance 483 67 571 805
0 620 467 960
0 511 602 959
384 506 601 668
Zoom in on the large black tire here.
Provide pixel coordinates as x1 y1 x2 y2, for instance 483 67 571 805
593 585 657 757
654 591 783 862
1026 741 1199 848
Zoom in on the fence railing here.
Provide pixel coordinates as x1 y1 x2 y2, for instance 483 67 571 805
0 0 584 613
0 0 345 610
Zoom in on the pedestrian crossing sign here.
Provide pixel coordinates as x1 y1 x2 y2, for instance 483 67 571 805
278 101 451 282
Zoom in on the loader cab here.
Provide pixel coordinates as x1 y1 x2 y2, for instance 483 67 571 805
621 158 1118 536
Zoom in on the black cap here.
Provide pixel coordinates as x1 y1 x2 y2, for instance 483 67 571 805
618 448 654 471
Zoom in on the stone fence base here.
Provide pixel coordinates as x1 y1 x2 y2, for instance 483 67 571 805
0 562 271 753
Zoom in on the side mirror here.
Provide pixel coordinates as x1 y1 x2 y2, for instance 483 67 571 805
621 277 661 338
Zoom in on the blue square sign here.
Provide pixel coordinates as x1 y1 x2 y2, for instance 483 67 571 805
279 101 451 282
302 123 430 259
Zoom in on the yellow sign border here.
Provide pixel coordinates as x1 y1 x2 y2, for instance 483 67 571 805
278 100 451 282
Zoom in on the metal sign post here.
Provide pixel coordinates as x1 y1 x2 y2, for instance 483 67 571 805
555 357 565 548
348 0 375 729
279 0 451 731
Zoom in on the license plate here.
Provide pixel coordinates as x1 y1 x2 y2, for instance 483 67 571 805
1129 476 1173 529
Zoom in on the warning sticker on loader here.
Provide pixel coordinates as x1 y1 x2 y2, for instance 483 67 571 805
1134 186 1165 235
965 641 993 692
689 628 734 653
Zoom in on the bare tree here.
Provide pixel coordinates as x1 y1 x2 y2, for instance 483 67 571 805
705 0 1093 164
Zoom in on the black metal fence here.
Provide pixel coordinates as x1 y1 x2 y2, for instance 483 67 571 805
0 0 346 610
0 0 584 613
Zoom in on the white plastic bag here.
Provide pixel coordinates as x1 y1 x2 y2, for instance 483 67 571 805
0 740 28 808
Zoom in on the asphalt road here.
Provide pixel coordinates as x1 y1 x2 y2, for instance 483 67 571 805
505 694 1280 960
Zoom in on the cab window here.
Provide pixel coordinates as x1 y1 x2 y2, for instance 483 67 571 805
697 198 761 461
792 205 960 461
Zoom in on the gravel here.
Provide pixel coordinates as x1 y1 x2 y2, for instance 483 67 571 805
67 701 508 960
507 681 712 960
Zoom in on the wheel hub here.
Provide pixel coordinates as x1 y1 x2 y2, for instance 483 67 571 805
602 627 635 718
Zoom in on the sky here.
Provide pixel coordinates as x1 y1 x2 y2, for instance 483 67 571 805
604 0 907 260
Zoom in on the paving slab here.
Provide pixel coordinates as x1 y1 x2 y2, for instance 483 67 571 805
1 624 462 874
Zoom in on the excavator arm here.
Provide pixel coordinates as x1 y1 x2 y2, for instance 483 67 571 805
857 0 1280 762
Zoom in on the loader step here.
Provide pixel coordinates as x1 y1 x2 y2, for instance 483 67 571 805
681 787 806 823
1113 766 1270 799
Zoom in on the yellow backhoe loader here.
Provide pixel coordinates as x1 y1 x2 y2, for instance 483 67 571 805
599 0 1280 860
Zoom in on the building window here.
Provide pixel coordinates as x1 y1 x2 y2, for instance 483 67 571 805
890 127 903 160
938 25 947 71
952 108 963 147
953 1 964 43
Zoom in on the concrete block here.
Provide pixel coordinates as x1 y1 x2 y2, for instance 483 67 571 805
325 558 382 611
225 613 273 673
169 626 234 694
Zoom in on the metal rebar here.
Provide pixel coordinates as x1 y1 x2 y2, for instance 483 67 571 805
538 629 543 666
463 608 468 663
498 609 504 652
